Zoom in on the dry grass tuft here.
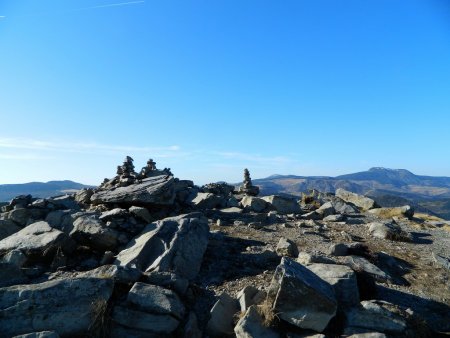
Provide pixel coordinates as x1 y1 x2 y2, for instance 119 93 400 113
89 298 110 338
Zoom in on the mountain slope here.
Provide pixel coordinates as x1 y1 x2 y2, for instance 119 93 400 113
251 168 450 219
0 180 94 202
253 168 450 200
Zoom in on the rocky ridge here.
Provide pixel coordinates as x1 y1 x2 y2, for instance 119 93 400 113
0 157 449 337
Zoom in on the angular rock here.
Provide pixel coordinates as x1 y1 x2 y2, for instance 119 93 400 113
7 208 31 227
237 285 266 312
328 243 348 256
0 221 75 257
45 210 74 230
240 196 268 213
368 205 414 219
335 189 377 211
301 211 322 220
143 271 189 295
297 251 335 265
74 188 94 204
115 213 209 280
9 194 32 208
70 215 119 250
331 199 359 214
99 208 128 221
316 202 335 217
112 305 180 333
343 256 392 283
0 219 21 241
432 252 450 271
129 206 152 223
48 195 80 211
188 192 225 210
79 264 142 284
91 174 175 206
323 214 345 222
234 305 280 338
0 277 114 337
127 282 185 320
207 292 239 337
345 300 412 335
276 237 298 257
266 257 337 332
262 195 300 214
2 249 27 267
306 263 359 310
367 222 411 241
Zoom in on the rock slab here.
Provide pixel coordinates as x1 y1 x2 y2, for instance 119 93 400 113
267 257 337 332
0 277 114 337
114 213 209 280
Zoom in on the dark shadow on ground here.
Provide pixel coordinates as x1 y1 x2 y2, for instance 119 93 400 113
376 284 450 334
410 232 433 244
375 252 415 286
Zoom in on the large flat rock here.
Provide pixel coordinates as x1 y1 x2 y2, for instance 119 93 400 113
114 213 209 280
335 189 377 211
0 221 75 256
91 175 175 206
0 277 114 337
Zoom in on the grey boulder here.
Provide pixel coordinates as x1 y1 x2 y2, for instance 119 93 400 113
262 195 300 214
127 282 185 319
234 305 280 338
306 263 360 310
0 277 114 337
0 221 75 257
115 213 209 280
237 285 267 312
343 256 392 283
70 215 119 250
0 219 21 240
207 292 239 337
240 196 268 213
276 237 299 257
316 202 335 217
335 189 377 211
266 257 337 332
367 222 411 242
345 300 413 336
91 175 175 206
111 305 180 333
188 192 226 210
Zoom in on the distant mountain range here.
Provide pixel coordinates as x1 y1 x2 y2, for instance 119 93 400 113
2 168 450 219
253 167 450 219
0 180 94 202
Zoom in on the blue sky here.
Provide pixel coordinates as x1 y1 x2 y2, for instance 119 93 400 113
1 0 449 185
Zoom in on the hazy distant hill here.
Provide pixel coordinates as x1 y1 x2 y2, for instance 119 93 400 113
254 167 450 199
252 167 450 219
0 180 94 202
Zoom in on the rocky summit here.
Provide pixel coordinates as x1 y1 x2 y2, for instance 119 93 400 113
0 157 449 338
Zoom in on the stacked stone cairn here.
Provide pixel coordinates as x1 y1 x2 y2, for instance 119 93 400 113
238 168 260 196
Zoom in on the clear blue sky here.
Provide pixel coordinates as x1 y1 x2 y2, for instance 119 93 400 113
1 0 449 185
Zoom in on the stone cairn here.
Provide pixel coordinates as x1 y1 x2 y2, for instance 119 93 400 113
100 157 173 189
238 168 259 196
119 156 137 186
